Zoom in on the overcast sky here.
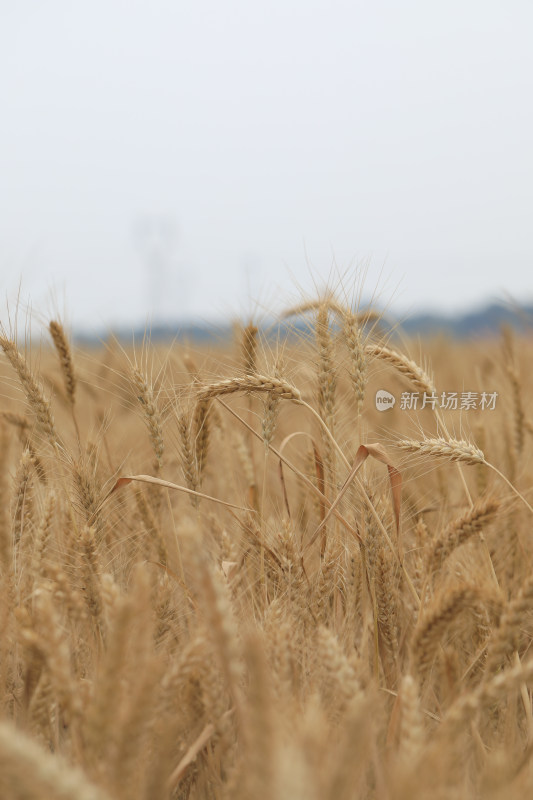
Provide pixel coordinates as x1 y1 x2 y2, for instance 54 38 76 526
1 1 532 331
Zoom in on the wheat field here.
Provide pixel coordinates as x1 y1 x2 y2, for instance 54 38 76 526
0 297 532 799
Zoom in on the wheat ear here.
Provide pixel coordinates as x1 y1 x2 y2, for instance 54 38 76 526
426 496 500 582
241 323 259 375
398 436 533 516
0 422 11 569
485 573 533 674
0 335 58 448
396 437 485 465
315 304 337 489
197 374 301 402
411 586 484 681
343 310 367 420
176 410 199 504
443 656 533 732
49 321 76 406
131 367 164 469
193 397 211 484
0 720 111 800
365 344 435 394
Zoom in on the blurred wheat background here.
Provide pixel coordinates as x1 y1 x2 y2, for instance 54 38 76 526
0 296 532 799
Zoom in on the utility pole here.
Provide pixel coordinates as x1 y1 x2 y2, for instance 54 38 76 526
133 214 180 323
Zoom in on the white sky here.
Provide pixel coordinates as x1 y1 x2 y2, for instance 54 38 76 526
1 1 532 331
